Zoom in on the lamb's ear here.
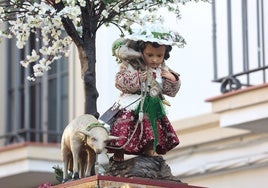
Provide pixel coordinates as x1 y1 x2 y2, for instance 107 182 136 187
79 130 91 137
108 135 120 140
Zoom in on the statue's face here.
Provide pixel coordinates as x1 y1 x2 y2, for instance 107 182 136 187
143 44 165 69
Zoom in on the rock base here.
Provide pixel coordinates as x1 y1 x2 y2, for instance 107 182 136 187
106 155 181 182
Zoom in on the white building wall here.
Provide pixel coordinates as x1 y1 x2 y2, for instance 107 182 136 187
187 166 268 188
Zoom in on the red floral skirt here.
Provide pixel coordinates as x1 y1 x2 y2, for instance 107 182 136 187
107 109 179 155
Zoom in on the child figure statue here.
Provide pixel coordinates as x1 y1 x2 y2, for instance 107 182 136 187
105 24 186 163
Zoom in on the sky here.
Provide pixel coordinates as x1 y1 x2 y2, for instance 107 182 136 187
96 2 220 121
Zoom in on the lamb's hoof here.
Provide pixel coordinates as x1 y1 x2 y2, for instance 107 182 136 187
72 172 79 180
62 178 69 183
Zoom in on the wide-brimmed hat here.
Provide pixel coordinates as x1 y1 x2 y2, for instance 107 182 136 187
125 24 186 48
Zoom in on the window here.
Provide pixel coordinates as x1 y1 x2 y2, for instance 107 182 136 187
5 33 69 144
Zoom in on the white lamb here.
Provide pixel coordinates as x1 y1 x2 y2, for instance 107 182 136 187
61 114 117 182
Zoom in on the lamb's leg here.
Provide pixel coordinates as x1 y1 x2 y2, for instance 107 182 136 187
71 145 80 180
85 149 96 177
79 151 87 178
62 147 70 183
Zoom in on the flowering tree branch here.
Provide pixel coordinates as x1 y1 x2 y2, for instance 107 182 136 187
0 0 208 116
0 0 208 80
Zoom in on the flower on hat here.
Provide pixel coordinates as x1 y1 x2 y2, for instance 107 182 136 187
126 24 186 48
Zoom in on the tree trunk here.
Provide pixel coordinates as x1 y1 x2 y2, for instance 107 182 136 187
54 2 100 118
78 36 99 118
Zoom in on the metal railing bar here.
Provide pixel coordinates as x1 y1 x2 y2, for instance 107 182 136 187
212 65 268 82
260 0 266 82
242 0 249 72
212 0 218 80
227 0 234 75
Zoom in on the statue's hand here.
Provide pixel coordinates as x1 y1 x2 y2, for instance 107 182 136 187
139 70 147 82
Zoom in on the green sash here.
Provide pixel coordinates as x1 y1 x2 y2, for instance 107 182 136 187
135 95 166 150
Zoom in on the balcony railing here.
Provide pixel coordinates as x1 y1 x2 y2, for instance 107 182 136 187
212 0 267 93
0 129 62 146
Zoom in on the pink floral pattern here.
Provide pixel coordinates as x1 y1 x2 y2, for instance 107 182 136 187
115 63 180 96
115 63 141 93
107 109 179 155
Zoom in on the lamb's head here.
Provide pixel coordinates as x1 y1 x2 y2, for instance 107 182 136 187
79 124 118 154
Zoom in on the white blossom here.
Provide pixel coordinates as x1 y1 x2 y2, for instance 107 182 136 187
78 0 86 7
27 76 35 82
27 76 36 82
33 64 46 77
0 0 207 80
20 49 40 68
114 5 120 13
102 10 109 18
0 7 4 14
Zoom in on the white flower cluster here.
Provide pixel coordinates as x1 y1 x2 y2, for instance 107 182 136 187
0 1 79 81
0 0 208 81
100 0 179 34
0 7 4 16
64 0 86 7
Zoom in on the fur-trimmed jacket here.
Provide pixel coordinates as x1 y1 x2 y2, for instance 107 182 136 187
115 62 181 99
